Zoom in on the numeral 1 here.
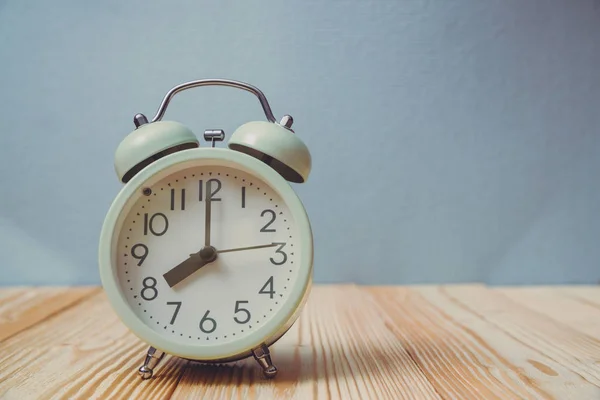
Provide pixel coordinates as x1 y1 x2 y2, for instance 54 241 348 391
241 186 246 208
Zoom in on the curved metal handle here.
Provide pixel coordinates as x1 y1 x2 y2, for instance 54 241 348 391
151 79 277 123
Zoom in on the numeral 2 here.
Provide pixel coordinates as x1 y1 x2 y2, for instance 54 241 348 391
260 209 276 232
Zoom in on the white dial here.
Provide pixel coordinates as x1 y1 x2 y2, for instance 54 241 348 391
115 164 300 346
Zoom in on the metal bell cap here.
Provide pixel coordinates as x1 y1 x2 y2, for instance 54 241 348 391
228 121 311 183
115 120 199 183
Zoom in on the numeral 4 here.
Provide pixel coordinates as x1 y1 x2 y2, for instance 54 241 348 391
259 277 275 299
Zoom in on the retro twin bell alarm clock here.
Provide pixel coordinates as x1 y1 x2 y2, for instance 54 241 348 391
98 79 313 380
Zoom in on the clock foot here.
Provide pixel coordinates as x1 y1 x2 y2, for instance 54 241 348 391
138 346 165 380
252 343 278 379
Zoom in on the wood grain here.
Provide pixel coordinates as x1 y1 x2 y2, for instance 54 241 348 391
0 286 98 341
498 286 600 338
559 286 600 309
442 285 600 388
0 285 599 399
0 292 185 399
365 285 600 399
171 285 441 400
410 286 600 399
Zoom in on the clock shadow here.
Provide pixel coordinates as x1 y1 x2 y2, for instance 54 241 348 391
153 289 420 393
171 339 407 391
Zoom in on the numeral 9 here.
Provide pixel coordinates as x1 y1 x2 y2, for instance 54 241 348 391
131 243 148 266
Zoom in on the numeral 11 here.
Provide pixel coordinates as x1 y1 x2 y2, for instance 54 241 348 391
170 189 185 211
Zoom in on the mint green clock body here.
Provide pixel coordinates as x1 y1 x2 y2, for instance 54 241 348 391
98 79 313 379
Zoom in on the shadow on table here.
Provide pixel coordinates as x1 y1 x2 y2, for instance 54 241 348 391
174 339 409 390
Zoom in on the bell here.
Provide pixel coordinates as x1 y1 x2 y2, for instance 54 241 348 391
115 116 199 183
228 117 311 183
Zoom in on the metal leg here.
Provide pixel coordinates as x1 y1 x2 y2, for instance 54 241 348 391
138 346 165 379
252 343 278 378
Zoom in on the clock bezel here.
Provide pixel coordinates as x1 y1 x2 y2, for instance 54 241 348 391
99 148 313 362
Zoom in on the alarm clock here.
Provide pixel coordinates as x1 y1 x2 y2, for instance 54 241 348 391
98 79 313 379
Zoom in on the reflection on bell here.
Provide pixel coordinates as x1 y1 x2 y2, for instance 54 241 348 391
228 120 311 183
114 120 199 183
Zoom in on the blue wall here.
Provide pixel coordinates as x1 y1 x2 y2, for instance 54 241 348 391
1 0 599 285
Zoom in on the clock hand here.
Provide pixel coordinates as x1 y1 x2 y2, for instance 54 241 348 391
205 180 212 246
217 243 278 254
163 246 217 288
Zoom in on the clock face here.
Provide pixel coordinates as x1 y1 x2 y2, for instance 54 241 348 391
115 164 301 347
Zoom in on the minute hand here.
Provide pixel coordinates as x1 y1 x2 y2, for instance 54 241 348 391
217 243 278 254
204 180 212 246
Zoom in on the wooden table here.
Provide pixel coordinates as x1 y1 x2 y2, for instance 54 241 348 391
1 285 599 399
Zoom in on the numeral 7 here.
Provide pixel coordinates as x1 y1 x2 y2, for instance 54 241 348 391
167 301 182 325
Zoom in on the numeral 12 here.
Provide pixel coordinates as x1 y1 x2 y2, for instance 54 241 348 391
199 179 222 201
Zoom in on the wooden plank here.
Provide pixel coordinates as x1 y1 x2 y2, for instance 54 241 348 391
171 285 442 400
441 285 600 388
0 291 186 399
558 286 600 309
498 286 600 337
0 287 99 342
3 285 600 399
364 285 600 399
389 285 600 399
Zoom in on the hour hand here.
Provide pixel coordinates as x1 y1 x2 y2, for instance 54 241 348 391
163 247 217 288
